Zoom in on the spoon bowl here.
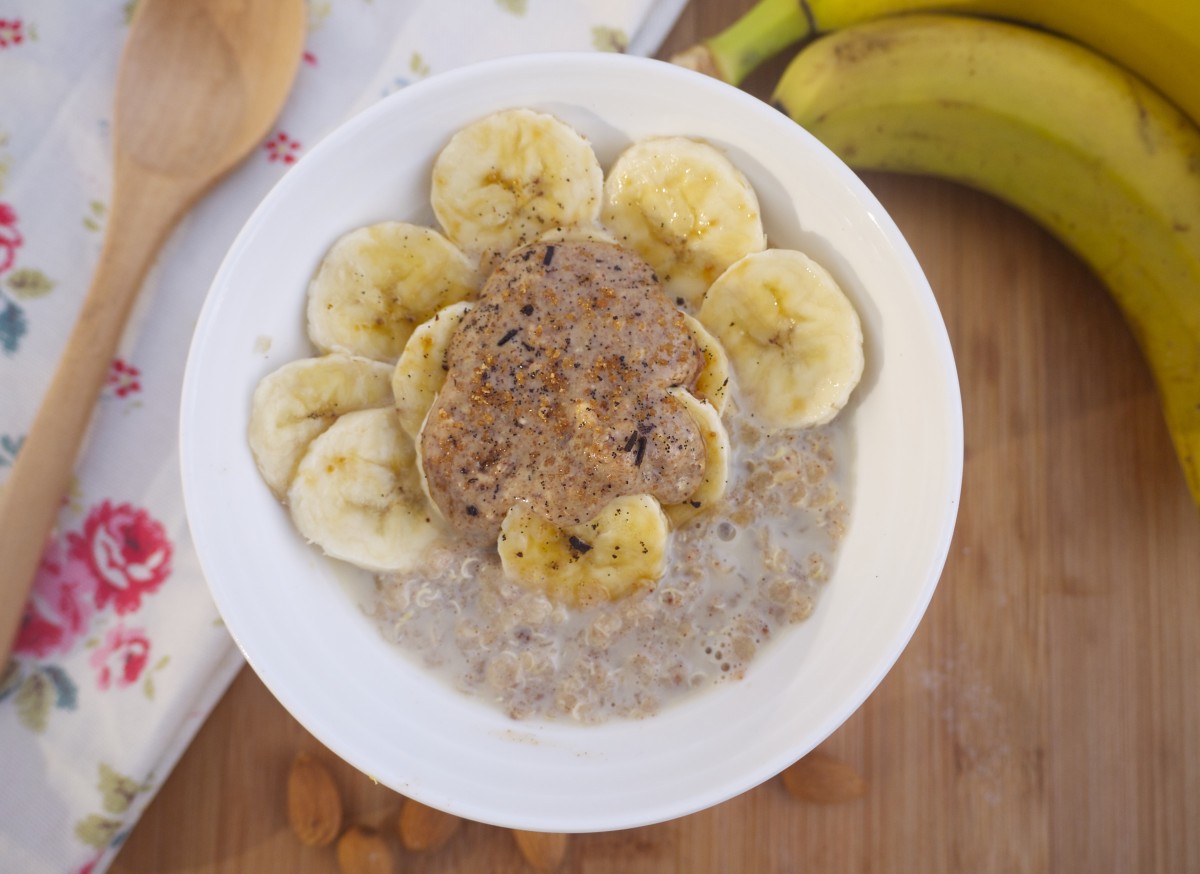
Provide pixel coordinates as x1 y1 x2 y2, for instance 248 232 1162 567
116 0 306 182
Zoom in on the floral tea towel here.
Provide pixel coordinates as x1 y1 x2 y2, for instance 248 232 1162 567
0 1 688 872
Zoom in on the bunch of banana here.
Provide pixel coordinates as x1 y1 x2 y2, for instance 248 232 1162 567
671 0 1200 127
676 5 1200 508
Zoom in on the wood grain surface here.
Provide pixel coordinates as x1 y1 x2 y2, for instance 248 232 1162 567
111 2 1200 872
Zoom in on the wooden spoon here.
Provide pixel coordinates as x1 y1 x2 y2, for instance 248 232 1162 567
0 0 306 658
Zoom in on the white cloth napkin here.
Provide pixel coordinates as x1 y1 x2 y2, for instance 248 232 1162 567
0 1 687 871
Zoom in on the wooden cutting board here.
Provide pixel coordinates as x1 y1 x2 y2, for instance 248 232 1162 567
111 3 1200 871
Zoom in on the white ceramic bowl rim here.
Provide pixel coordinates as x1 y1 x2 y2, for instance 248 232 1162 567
180 51 963 832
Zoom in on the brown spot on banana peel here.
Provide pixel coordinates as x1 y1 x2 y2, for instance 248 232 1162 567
1121 70 1158 156
831 32 897 65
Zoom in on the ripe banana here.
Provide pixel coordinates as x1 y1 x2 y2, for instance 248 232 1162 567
430 108 604 270
392 301 473 440
663 387 731 529
601 136 766 308
672 0 1200 127
680 312 733 415
306 221 480 364
498 494 670 607
771 14 1200 505
248 353 395 498
698 248 864 430
288 407 445 573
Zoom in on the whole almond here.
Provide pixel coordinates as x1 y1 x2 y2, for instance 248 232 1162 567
512 829 569 872
781 751 867 803
336 825 394 874
397 798 463 851
286 752 343 847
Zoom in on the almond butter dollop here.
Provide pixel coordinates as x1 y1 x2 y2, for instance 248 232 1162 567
421 240 707 545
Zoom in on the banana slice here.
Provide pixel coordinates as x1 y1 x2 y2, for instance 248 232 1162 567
681 312 732 415
698 248 864 429
392 301 473 440
663 387 731 528
601 136 767 308
248 353 394 499
288 407 443 573
430 109 604 269
497 494 669 607
306 222 481 363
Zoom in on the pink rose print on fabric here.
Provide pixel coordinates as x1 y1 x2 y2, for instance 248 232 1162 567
105 358 142 398
90 625 151 690
0 201 22 274
68 501 173 615
265 131 301 164
14 537 99 658
0 18 25 49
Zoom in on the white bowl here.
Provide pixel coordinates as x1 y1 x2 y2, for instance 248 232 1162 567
180 52 961 832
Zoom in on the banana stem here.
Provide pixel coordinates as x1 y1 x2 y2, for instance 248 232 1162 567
680 0 814 85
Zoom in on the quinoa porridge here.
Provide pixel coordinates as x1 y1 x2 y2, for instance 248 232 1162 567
371 408 849 722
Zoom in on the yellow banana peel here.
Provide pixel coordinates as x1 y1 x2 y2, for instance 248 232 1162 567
769 14 1200 506
674 0 1200 128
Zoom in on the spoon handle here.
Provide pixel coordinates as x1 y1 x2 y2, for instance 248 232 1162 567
0 169 189 660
